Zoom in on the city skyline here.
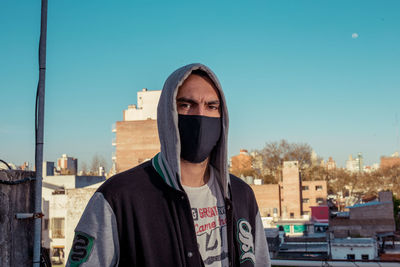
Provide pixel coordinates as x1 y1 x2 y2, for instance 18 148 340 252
1 0 400 168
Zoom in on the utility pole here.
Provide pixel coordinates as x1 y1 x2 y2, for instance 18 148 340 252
33 0 48 266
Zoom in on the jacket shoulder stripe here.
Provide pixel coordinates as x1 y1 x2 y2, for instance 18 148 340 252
152 154 167 184
158 153 176 189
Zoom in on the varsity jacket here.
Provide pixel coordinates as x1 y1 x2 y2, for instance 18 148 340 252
66 63 270 267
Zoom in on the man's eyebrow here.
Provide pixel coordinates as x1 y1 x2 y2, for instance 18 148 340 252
176 97 198 104
206 100 220 105
176 97 220 105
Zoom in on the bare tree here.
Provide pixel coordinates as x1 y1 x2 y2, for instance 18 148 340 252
89 154 108 175
90 155 100 175
301 165 328 181
376 165 400 196
80 161 88 175
254 139 314 181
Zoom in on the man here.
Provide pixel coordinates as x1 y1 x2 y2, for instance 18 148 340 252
67 63 270 267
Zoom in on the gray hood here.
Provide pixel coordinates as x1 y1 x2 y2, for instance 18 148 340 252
155 63 230 198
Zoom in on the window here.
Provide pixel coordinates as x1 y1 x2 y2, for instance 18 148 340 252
302 198 309 203
315 185 323 191
362 254 369 260
44 219 49 230
51 218 65 238
290 212 294 218
347 254 355 260
302 186 309 191
302 211 310 216
316 198 324 204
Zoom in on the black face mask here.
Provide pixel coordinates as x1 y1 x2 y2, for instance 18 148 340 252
178 114 221 163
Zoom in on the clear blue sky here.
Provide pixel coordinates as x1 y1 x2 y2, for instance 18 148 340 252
1 0 399 169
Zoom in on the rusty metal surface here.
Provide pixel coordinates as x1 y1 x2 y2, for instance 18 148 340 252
0 170 36 267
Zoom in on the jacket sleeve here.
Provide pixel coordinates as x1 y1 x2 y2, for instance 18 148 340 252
254 211 271 267
66 192 119 267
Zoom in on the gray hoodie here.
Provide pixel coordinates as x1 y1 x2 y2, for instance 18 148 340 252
66 63 270 267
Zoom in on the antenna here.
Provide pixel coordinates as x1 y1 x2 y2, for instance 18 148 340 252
396 113 399 155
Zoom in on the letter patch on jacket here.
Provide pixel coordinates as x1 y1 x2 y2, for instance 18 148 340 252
237 219 255 264
69 231 94 266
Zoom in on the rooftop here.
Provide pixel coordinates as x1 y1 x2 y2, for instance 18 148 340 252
346 201 391 209
331 238 375 245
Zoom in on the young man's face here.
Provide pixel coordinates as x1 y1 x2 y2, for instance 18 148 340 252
176 74 221 118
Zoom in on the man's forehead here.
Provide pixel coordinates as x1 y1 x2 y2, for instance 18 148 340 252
177 74 220 100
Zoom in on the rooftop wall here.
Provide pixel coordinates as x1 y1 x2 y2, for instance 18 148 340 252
250 184 280 217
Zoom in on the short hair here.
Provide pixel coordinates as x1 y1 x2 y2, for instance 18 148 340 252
191 69 210 79
190 69 218 90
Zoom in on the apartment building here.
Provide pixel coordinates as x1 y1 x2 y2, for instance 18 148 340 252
112 88 161 173
249 161 327 235
57 154 78 175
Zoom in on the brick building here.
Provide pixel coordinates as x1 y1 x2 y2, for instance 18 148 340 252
112 89 161 173
330 191 395 238
250 161 327 221
380 152 400 169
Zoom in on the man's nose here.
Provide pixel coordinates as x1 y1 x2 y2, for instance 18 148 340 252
194 105 205 116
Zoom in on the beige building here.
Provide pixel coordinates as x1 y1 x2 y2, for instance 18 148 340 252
57 154 78 175
250 161 327 221
326 157 336 171
112 88 161 173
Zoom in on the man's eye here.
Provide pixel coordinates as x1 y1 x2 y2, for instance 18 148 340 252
179 103 191 109
208 105 219 110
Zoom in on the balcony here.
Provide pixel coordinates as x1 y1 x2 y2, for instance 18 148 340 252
112 123 116 133
112 138 116 146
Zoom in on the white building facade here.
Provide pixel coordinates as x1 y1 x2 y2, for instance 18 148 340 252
331 238 378 261
42 174 105 265
123 88 161 121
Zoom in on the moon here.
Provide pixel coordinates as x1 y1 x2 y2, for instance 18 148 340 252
352 33 359 39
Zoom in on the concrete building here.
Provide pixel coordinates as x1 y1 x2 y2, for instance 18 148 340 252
43 174 105 189
113 89 161 173
42 173 105 265
43 161 55 176
326 157 336 171
363 163 379 173
281 161 302 219
123 88 160 121
57 154 78 175
330 191 395 238
346 153 363 173
250 161 327 235
331 238 378 260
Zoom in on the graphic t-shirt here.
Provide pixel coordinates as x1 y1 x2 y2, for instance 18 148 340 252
182 167 229 267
